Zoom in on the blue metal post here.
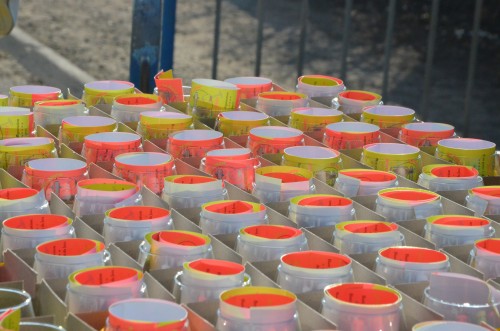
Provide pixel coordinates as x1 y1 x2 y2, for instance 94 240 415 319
130 0 177 93
160 0 177 77
212 0 222 79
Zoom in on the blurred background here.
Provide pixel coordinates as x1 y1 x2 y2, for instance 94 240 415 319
0 0 498 142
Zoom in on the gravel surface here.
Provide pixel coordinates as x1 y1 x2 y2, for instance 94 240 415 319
0 0 498 143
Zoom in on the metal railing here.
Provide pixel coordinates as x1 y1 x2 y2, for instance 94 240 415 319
130 0 485 137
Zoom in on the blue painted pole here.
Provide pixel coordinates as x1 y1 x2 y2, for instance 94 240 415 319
160 0 177 76
130 0 177 93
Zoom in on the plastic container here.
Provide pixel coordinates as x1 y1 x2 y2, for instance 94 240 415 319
217 287 298 331
399 122 455 147
1 214 75 251
162 175 228 209
423 272 500 326
469 238 500 280
288 107 343 132
112 152 176 195
173 259 248 303
417 164 483 191
287 194 355 228
236 225 308 262
199 200 268 235
334 168 398 197
375 246 450 284
82 132 143 164
412 321 489 331
224 76 273 99
22 158 88 202
252 166 315 203
0 94 8 106
153 86 188 106
167 129 224 158
34 238 109 281
33 99 88 129
73 178 142 217
375 187 443 222
361 143 422 181
256 91 308 117
361 105 415 136
323 122 380 150
0 137 57 171
282 146 342 186
436 138 496 177
103 206 173 245
0 107 35 138
0 188 50 222
247 126 304 156
296 75 345 98
19 322 66 331
138 230 214 270
277 251 353 293
9 85 62 108
110 93 163 125
66 266 146 313
215 110 269 136
333 220 405 254
82 80 135 106
59 116 117 153
321 283 402 331
153 70 185 104
466 186 500 216
0 288 34 318
188 79 239 119
137 111 193 142
105 298 188 331
332 90 382 114
425 215 495 248
200 148 259 192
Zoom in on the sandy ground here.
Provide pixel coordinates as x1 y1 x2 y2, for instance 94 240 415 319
0 0 498 143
